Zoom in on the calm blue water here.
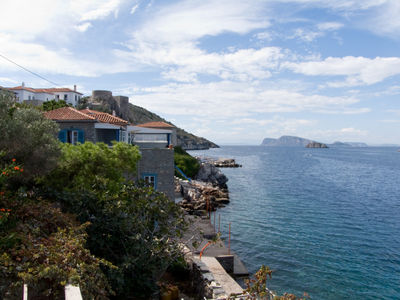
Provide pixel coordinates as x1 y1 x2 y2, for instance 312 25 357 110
189 146 400 300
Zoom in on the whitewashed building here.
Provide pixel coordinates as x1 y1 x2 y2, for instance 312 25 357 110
7 82 83 106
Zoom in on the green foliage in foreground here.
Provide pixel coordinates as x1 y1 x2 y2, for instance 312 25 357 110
43 142 186 298
0 91 60 182
46 142 140 194
0 158 112 299
174 146 200 179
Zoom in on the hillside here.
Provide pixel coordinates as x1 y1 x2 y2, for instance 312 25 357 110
125 104 219 150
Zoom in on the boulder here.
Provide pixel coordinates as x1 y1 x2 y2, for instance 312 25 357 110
195 163 228 188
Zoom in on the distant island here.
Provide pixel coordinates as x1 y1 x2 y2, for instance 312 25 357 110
261 136 323 147
261 136 368 148
330 141 368 147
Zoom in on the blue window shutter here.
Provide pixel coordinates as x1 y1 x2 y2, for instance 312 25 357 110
77 129 85 143
167 133 171 146
58 129 67 143
116 129 120 141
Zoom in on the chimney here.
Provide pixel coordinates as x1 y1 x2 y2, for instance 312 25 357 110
22 82 25 87
74 85 76 92
112 110 116 116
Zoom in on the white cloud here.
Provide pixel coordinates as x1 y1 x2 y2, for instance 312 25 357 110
120 81 363 120
78 0 123 22
0 34 132 77
317 22 344 31
365 0 400 37
284 56 400 86
118 0 273 82
133 0 269 43
309 127 368 142
0 77 18 84
130 4 140 15
74 22 92 32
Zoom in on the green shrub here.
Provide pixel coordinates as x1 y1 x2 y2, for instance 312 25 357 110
174 146 200 179
42 99 70 111
0 91 60 182
0 192 113 299
42 141 186 298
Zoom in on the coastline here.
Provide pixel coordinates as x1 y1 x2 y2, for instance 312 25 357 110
175 155 249 298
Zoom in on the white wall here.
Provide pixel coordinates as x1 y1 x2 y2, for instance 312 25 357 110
53 92 81 106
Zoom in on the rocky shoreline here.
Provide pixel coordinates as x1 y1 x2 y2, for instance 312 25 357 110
175 160 231 215
195 157 242 168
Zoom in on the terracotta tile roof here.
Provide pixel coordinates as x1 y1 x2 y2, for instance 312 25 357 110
80 109 129 126
137 121 175 128
44 88 83 95
44 107 96 121
7 86 83 95
8 86 38 93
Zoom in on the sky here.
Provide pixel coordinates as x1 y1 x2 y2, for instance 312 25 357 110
0 0 399 145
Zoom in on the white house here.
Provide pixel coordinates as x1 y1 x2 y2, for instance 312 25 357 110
7 83 83 106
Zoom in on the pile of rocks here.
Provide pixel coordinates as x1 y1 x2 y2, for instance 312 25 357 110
176 161 239 215
213 158 242 168
177 179 230 216
195 157 242 168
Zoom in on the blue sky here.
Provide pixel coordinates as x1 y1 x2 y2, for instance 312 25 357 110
1 0 399 145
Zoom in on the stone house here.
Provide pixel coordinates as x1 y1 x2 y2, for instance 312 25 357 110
44 107 174 200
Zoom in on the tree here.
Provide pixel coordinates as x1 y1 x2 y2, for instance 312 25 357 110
0 91 60 182
42 99 70 111
42 141 186 298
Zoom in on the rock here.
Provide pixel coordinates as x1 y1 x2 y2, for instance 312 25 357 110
214 158 241 168
195 163 228 188
215 198 230 204
306 142 328 148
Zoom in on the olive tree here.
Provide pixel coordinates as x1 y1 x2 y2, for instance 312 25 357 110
0 91 60 180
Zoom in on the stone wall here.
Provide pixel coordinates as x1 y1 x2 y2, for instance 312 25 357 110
137 148 175 200
58 121 96 143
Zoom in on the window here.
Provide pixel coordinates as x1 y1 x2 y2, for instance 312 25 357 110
58 129 84 144
28 95 31 100
120 131 127 142
75 95 77 101
67 130 79 145
134 134 168 142
64 94 68 101
143 174 157 189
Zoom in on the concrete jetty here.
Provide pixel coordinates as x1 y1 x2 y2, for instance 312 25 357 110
184 215 249 277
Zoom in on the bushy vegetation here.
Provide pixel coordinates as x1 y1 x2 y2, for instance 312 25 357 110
174 146 200 179
0 91 187 299
0 92 60 181
42 99 70 111
43 142 186 297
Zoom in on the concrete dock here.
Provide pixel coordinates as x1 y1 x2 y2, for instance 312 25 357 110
182 214 249 277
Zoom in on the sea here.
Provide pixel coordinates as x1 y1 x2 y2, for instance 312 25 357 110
188 146 400 300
